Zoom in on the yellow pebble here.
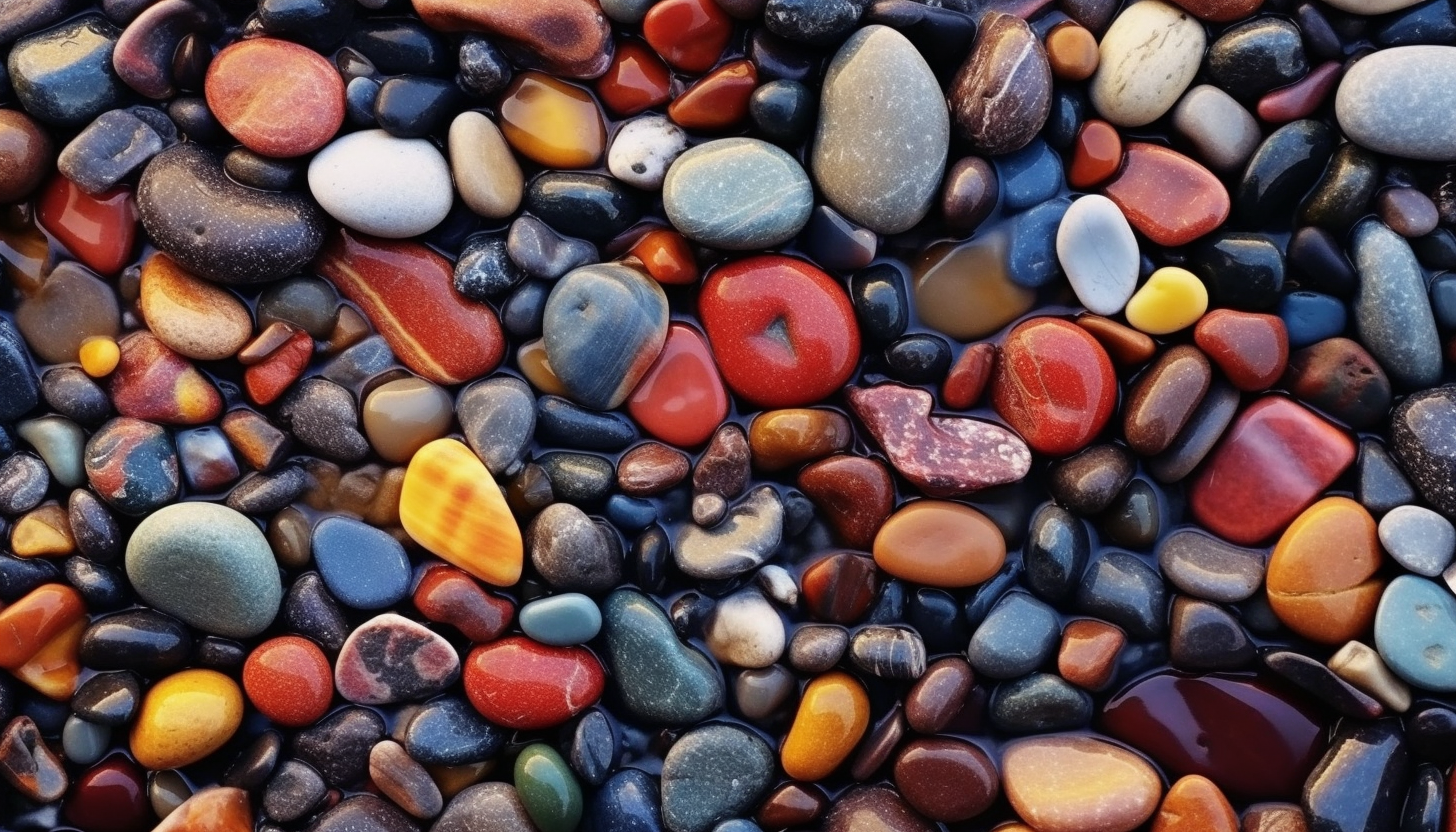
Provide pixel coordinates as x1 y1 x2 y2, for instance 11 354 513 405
10 504 75 557
1123 267 1208 335
399 438 524 587
131 669 244 770
78 336 120 377
780 670 870 781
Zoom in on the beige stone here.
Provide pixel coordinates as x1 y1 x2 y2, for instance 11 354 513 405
1091 0 1206 127
449 111 524 219
1329 640 1412 712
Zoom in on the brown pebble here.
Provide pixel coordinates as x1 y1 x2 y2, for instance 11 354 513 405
849 705 907 782
237 321 300 366
1122 344 1212 456
693 423 749 499
0 715 67 803
361 377 455 464
940 156 998 234
1077 314 1157 366
1376 186 1439 238
369 740 443 819
749 408 852 471
221 409 291 471
266 506 312 570
617 442 690 496
787 624 849 674
1241 802 1309 832
904 656 974 734
756 782 828 829
0 111 52 203
948 12 1052 155
139 252 254 361
797 455 894 550
823 785 935 832
1048 443 1134 516
1046 22 1099 80
892 737 1000 822
1057 618 1126 691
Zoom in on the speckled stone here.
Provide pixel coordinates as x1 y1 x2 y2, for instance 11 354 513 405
663 138 812 250
1351 218 1442 388
660 723 775 832
1336 45 1456 162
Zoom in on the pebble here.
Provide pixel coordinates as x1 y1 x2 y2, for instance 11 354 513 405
801 552 878 624
1358 438 1418 516
1374 575 1456 691
0 715 67 802
1282 338 1391 430
125 502 281 639
969 590 1061 679
1058 619 1125 691
58 108 165 195
515 743 581 832
1327 641 1411 713
129 669 243 770
520 593 602 646
873 500 1005 588
1268 497 1384 644
848 625 925 680
292 706 384 788
1002 736 1162 832
1153 776 1239 832
449 111 523 219
362 377 453 463
1193 309 1287 392
1123 345 1212 456
278 573 347 649
527 503 623 593
602 587 724 726
0 453 47 515
544 263 668 411
660 723 774 832
1351 218 1443 388
1170 85 1261 173
780 671 868 781
1169 596 1253 670
71 671 140 726
990 672 1094 733
788 625 850 675
0 108 51 203
1379 505 1455 576
704 589 784 668
1091 0 1205 127
372 739 443 819
1076 550 1167 639
78 609 190 677
606 116 686 190
242 636 332 729
309 795 418 832
138 253 251 362
1057 195 1138 315
16 261 121 367
205 38 343 158
402 695 504 767
263 760 326 822
992 317 1117 456
412 0 611 78
949 12 1049 154
457 376 535 477
107 332 221 426
1392 386 1456 518
822 786 934 832
625 323 728 448
278 378 368 462
308 130 452 238
1336 45 1456 161
1025 504 1090 601
663 138 812 250
435 782 535 832
1102 144 1229 248
508 216 599 282
1302 720 1408 832
400 438 523 587
9 15 122 126
334 613 459 705
811 25 947 234
464 636 604 730
500 71 605 169
1157 529 1266 603
675 483 783 579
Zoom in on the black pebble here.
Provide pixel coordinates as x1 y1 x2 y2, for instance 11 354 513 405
375 75 462 138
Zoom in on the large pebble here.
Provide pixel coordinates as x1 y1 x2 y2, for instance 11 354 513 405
401 438 523 586
130 669 243 770
8 16 122 126
1056 195 1137 315
949 12 1050 155
412 0 612 79
1091 0 1204 127
464 637 604 730
308 129 452 238
660 723 774 832
450 111 523 219
663 138 812 250
1374 575 1456 691
811 25 947 234
1002 735 1162 832
457 376 535 477
125 502 281 639
703 589 784 668
992 317 1117 456
602 588 724 726
1336 46 1456 161
1350 218 1442 388
336 613 460 704
313 516 411 609
544 263 668 411
139 253 252 361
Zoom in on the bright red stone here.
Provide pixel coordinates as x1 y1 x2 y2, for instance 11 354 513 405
243 327 313 406
205 38 345 158
942 343 995 410
1102 143 1230 247
597 39 674 117
1193 309 1289 392
35 176 138 276
668 60 757 132
63 755 150 832
1257 62 1341 124
243 636 333 728
991 317 1117 457
627 323 729 447
700 255 861 408
315 229 505 385
642 0 732 74
629 228 699 285
413 564 514 644
1188 396 1356 546
463 636 605 730
1068 119 1123 189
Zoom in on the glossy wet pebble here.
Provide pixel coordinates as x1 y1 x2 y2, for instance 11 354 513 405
308 130 452 238
1002 735 1162 832
660 723 774 832
663 138 812 250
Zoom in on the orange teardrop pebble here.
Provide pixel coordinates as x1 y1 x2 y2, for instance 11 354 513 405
400 438 524 587
1267 496 1384 645
781 671 870 781
1151 775 1238 832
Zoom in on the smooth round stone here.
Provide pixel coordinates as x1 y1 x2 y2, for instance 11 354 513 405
998 139 1063 213
1122 345 1212 456
527 503 622 594
465 636 605 730
990 672 1094 733
1006 198 1070 288
1102 144 1230 248
873 500 1005 588
242 636 331 730
8 15 122 127
1002 736 1162 832
449 111 524 219
362 377 453 464
602 588 724 725
1337 46 1456 161
308 129 452 238
79 609 191 676
370 739 442 820
1025 504 1091 603
811 25 947 234
454 232 523 302
1158 529 1265 603
292 706 385 789
520 594 602 647
779 670 868 780
526 172 642 244
607 115 687 190
1057 195 1138 316
913 233 1036 340
508 216 599 282
1169 596 1254 671
949 12 1050 155
703 589 785 668
1358 439 1418 517
263 759 327 823
1380 505 1456 576
1207 17 1307 98
515 743 582 832
1375 575 1456 691
499 71 605 169
1091 0 1205 127
130 669 243 770
992 317 1117 456
624 324 728 449
661 723 774 832
0 110 52 202
1171 85 1261 173
1076 551 1167 639
663 138 812 250
823 786 933 832
749 78 814 145
1268 497 1384 645
62 715 110 766
312 515 410 610
968 591 1061 679
19 416 84 488
205 38 343 157
125 502 282 639
71 671 141 727
1351 218 1443 388
544 263 669 411
403 696 504 766
278 378 367 462
138 254 251 362
941 156 998 234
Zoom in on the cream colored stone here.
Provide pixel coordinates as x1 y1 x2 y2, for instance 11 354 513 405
449 111 524 219
1003 735 1162 832
1091 0 1206 127
1329 640 1412 712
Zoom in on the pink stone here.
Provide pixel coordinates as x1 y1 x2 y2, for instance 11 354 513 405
334 613 460 706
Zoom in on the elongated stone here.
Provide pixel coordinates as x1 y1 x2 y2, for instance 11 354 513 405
1350 218 1442 388
948 12 1050 155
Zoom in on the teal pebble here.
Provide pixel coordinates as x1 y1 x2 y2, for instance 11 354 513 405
1374 574 1456 692
519 593 602 646
514 743 583 832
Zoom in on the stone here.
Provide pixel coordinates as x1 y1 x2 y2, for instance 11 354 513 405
674 486 783 581
811 25 948 234
527 503 623 594
1069 119 1122 188
1057 195 1138 316
138 253 252 362
1091 0 1205 127
1158 529 1266 603
1392 386 1456 518
125 502 281 639
362 377 454 463
1379 505 1455 576
602 588 724 726
874 500 1005 588
411 0 612 78
9 16 122 126
1267 497 1384 645
607 115 686 189
1058 619 1125 691
1002 736 1162 832
1327 641 1410 713
78 608 190 677
263 760 327 822
0 319 40 423
1153 775 1239 832
1302 720 1408 832
464 636 603 730
596 39 671 115
626 323 729 448
1076 551 1167 639
371 740 443 820
848 626 926 680
913 233 1037 340
292 706 384 788
949 12 1050 155
1194 310 1288 392
130 669 244 770
520 593 602 646
940 157 998 234
992 317 1118 456
545 263 668 411
660 724 774 832
205 38 343 157
1122 345 1212 456
400 438 523 587
781 670 869 781
1171 85 1261 173
457 376 535 477
435 783 535 832
1048 444 1134 516
822 787 933 832
334 613 459 706
308 130 452 238
1208 17 1307 99
968 591 1060 679
704 590 784 668
106 332 221 426
449 111 523 219
0 715 67 802
667 60 757 131
242 636 332 729
663 138 812 250
1336 45 1456 161
514 743 581 832
1169 597 1254 670
643 0 732 72
150 787 252 832
278 378 368 462
59 108 163 195
499 71 605 169
1373 575 1456 691
308 795 418 832
1351 218 1443 388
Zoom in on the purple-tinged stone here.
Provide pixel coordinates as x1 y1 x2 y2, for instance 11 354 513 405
334 613 460 705
84 417 179 516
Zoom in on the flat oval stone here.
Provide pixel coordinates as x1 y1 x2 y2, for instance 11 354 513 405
1102 143 1230 247
125 502 281 639
992 317 1118 457
336 613 460 705
308 130 452 239
464 636 604 730
205 38 343 158
1351 218 1443 388
874 500 1006 588
811 25 947 234
1002 735 1162 832
661 723 774 832
312 515 411 610
1379 505 1455 576
663 138 812 250
544 263 668 411
948 12 1050 155
520 593 602 646
1171 85 1261 174
1158 529 1266 603
138 253 251 362
449 111 523 220
1336 46 1456 161
130 669 244 770
1057 195 1138 316
1091 0 1205 127
400 439 523 587
1122 345 1212 456
16 261 121 366
1374 575 1456 691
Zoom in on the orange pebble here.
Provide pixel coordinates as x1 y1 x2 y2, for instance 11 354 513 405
499 72 606 169
1152 775 1239 832
1057 618 1126 691
79 335 121 377
781 671 870 781
243 636 334 728
629 228 699 285
0 583 86 669
873 500 1006 588
1046 23 1099 80
1268 496 1384 645
399 438 524 587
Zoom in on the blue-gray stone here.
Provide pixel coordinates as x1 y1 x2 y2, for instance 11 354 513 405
8 15 122 126
968 590 1061 679
0 0 83 46
1336 45 1456 162
1378 505 1456 577
402 696 505 766
0 317 39 423
519 593 603 646
453 232 522 301
997 139 1063 212
544 263 669 411
1075 551 1168 639
674 486 784 581
663 138 813 250
1375 574 1456 691
538 396 637 451
506 215 598 281
1352 218 1442 388
988 672 1093 734
568 709 615 786
457 375 536 477
660 724 774 832
125 502 282 639
1007 197 1071 288
592 769 662 832
602 588 724 727
58 108 170 195
312 515 410 610
61 715 109 766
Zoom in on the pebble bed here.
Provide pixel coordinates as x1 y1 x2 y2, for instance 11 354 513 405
2 0 1456 831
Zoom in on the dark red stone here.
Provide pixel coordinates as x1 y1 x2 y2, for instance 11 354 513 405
642 0 732 74
1069 119 1123 190
942 343 995 410
1257 62 1341 124
63 755 150 832
1194 309 1289 392
801 552 881 625
797 455 895 550
108 331 223 425
463 636 605 730
991 317 1118 457
597 39 674 117
1102 143 1230 247
1100 672 1327 801
626 323 729 448
36 176 139 276
1282 337 1392 430
242 327 313 407
413 564 514 644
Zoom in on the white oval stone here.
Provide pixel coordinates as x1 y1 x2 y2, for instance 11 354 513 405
607 115 688 190
449 112 523 220
1090 0 1206 128
1379 504 1456 578
1336 46 1456 162
1170 85 1261 173
1056 195 1139 316
308 129 453 238
704 589 786 669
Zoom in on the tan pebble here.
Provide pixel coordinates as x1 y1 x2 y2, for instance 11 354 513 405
139 253 253 361
1002 735 1162 832
450 111 524 219
362 377 456 463
1328 640 1412 712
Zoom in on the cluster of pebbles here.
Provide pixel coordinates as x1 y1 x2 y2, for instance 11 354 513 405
5 0 1456 831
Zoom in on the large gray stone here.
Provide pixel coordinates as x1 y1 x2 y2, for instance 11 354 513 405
663 138 812 250
660 724 774 832
1351 218 1442 388
1336 46 1456 161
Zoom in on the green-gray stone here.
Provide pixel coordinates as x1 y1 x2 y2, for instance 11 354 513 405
603 588 724 726
125 502 282 638
662 138 813 250
513 744 582 832
660 724 774 832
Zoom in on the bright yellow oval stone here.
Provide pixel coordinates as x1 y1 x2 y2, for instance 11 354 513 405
780 670 870 781
131 669 244 770
1123 267 1208 335
400 438 524 586
499 72 606 169
79 335 120 377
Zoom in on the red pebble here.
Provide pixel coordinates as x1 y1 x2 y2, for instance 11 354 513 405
205 38 345 158
35 176 138 276
463 636 605 730
1068 119 1122 190
1193 309 1289 392
991 317 1117 457
800 552 881 625
413 564 514 643
597 39 674 117
642 0 732 73
1257 62 1342 124
242 636 334 728
627 323 729 448
797 455 895 550
1189 396 1356 546
1101 143 1230 247
699 255 861 408
668 60 758 132
629 228 699 285
942 343 996 410
243 328 313 406
63 755 150 832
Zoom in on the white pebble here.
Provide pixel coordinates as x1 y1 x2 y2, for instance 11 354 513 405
308 129 452 239
608 116 688 190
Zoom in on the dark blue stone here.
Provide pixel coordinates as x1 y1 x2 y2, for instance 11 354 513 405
863 0 977 81
1412 229 1456 270
1007 197 1071 288
746 27 816 83
1278 290 1348 348
963 560 1021 629
457 34 512 98
1303 719 1408 832
593 769 664 832
865 578 906 625
283 572 350 652
0 553 60 602
502 280 550 339
1399 763 1443 832
1075 551 1167 639
8 15 122 126
375 75 461 138
1375 0 1456 46
348 18 450 75
166 96 227 142
1430 272 1456 330
1025 503 1090 604
64 557 126 610
749 79 814 146
0 317 39 422
883 334 951 384
58 108 169 194
1044 85 1087 152
257 0 353 50
849 263 909 345
1289 226 1357 297
224 148 305 191
538 396 637 451
1236 119 1337 228
632 525 670 595
454 232 523 301
907 588 968 654
346 76 380 127
312 516 411 610
1206 17 1308 98
526 173 642 244
764 0 863 45
606 495 657 531
569 709 616 786
996 139 1063 212
403 696 505 766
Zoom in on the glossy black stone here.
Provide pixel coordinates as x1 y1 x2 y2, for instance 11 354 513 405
1301 143 1382 231
569 708 616 787
195 636 247 671
1303 719 1409 832
763 0 863 45
1206 17 1308 98
263 758 327 823
402 695 505 766
345 76 380 127
907 588 969 654
226 466 311 515
537 451 616 505
1075 551 1167 639
78 609 193 675
1399 763 1443 832
988 673 1092 734
525 173 642 244
632 525 670 595
223 148 304 191
1043 85 1088 151
1168 598 1254 671
863 0 977 80
223 729 283 791
883 334 951 384
749 79 815 146
1025 504 1090 603
746 27 817 83
348 18 450 75
963 561 1022 630
501 279 550 339
282 572 350 653
165 96 227 142
64 557 126 610
292 706 386 788
256 0 353 50
456 34 512 98
1429 272 1456 330
1190 232 1286 311
1406 703 1456 767
69 670 141 726
374 74 461 138
1297 3 1343 60
0 553 59 602
538 396 637 451
40 367 111 429
1235 120 1337 228
849 263 910 345
593 768 664 832
1101 479 1160 550
0 452 47 514
309 795 417 832
454 232 523 301
0 317 40 423
8 15 123 126
865 578 907 625
1288 226 1358 297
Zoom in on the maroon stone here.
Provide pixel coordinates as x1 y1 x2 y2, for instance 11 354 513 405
797 455 895 550
801 552 881 625
63 755 150 832
942 343 995 410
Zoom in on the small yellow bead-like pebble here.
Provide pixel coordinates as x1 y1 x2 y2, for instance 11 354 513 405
131 669 245 770
780 670 871 781
400 438 524 587
1123 267 1208 335
78 336 120 377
